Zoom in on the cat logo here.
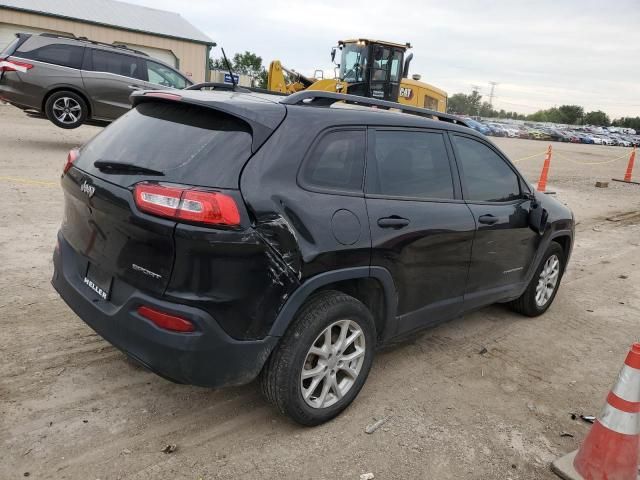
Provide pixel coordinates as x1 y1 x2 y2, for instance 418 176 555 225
399 87 413 99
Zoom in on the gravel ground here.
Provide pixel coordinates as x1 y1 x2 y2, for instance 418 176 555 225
1 104 639 480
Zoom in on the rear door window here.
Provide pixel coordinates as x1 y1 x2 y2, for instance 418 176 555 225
299 129 366 193
90 49 142 80
15 37 84 69
451 135 521 202
145 60 187 89
367 130 455 200
75 101 253 188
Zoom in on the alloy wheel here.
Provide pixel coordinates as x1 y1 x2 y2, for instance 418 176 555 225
300 319 366 409
52 97 82 124
535 254 560 307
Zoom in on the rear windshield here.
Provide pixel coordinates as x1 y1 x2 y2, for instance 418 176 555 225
76 101 253 188
1 36 20 57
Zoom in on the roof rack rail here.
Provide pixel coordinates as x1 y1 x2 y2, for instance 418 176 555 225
185 83 289 96
280 91 468 127
38 33 149 57
185 82 251 92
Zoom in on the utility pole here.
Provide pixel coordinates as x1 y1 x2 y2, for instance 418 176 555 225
470 85 481 117
488 81 498 108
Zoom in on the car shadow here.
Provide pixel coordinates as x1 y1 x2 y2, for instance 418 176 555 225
22 138 87 152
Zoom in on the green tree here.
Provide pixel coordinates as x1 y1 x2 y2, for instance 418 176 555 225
526 105 585 124
584 110 610 126
209 50 268 88
446 91 483 116
447 93 469 114
558 105 584 124
613 117 640 130
479 101 497 118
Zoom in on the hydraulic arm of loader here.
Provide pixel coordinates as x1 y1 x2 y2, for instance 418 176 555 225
267 61 316 94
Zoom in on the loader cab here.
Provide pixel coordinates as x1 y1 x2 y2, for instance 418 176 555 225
335 39 409 102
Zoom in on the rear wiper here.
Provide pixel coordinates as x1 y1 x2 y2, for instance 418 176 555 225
93 161 164 176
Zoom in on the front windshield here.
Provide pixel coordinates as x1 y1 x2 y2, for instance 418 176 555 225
339 43 367 82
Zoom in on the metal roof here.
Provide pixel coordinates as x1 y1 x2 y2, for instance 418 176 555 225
0 0 215 45
339 39 411 49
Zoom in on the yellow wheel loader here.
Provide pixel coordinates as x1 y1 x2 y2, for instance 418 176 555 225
267 39 447 112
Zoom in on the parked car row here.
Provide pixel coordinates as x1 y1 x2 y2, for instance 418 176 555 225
463 118 639 147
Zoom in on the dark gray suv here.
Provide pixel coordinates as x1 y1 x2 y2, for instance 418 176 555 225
0 33 192 129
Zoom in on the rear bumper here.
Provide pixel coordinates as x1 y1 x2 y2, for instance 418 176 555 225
51 233 278 388
0 81 40 111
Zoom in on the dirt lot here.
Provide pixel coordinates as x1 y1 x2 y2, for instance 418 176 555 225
1 104 639 480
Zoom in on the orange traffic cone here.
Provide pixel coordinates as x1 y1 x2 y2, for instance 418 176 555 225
552 343 640 480
624 147 636 182
537 145 553 192
613 147 638 185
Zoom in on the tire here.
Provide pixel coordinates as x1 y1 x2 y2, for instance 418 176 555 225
45 91 88 129
509 242 565 317
261 290 376 426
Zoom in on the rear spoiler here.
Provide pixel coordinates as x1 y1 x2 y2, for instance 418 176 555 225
130 90 286 153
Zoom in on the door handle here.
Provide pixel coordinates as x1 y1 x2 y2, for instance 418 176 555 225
377 216 410 229
478 214 499 225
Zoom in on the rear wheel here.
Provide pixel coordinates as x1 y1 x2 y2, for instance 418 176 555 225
261 290 376 426
45 91 87 129
509 242 565 316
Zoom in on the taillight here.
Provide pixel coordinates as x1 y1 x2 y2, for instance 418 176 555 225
134 183 240 226
63 148 79 174
137 306 195 333
0 59 33 73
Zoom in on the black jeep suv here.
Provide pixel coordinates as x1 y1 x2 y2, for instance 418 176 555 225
52 89 574 425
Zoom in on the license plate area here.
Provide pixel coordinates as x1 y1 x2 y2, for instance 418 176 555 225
83 263 112 300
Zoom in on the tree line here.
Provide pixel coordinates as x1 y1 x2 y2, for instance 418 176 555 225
446 91 636 128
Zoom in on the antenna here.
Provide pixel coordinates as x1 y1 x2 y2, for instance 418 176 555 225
488 81 499 107
221 48 237 89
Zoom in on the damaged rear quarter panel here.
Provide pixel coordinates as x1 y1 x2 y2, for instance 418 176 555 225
165 223 299 340
240 109 373 332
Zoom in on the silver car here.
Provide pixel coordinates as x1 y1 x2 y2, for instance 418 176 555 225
0 33 192 129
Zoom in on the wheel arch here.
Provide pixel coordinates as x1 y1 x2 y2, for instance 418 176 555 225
551 233 572 263
42 86 92 118
269 267 398 343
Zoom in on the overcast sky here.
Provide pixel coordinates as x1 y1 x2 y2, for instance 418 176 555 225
128 0 639 118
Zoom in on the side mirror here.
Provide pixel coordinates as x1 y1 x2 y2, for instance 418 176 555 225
527 192 548 235
331 47 337 63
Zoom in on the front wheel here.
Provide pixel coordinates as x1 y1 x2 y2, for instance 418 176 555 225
509 242 565 316
45 91 88 129
261 290 376 426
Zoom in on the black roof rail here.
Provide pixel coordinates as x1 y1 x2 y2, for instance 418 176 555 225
185 82 251 92
38 33 149 57
39 33 76 40
185 82 289 96
280 91 469 127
